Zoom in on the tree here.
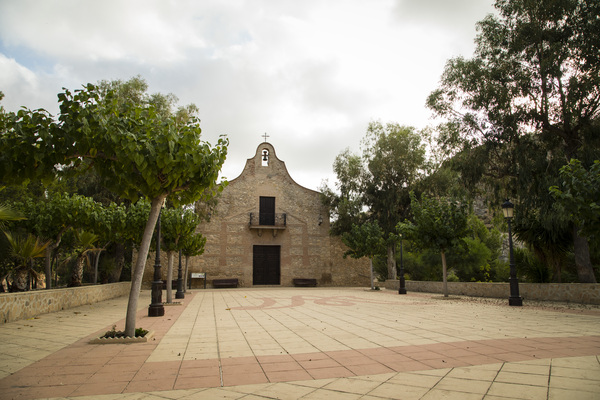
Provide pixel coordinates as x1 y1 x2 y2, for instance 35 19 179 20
161 207 200 302
551 159 600 252
1 81 228 337
427 0 600 283
341 222 385 290
181 232 207 291
4 232 49 291
322 121 427 279
399 193 469 297
68 230 99 287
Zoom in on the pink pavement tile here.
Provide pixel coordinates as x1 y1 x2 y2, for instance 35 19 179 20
69 381 129 397
256 354 296 364
406 350 446 361
297 358 340 369
384 360 432 372
306 366 354 380
261 361 304 372
174 375 222 389
419 358 463 369
390 345 428 355
221 363 264 375
292 352 332 362
220 356 258 366
5 384 79 400
421 343 459 352
106 355 149 365
95 362 144 373
325 349 365 360
358 347 398 357
266 369 313 383
346 362 394 376
178 366 220 378
454 354 503 366
370 354 413 365
37 373 93 386
85 370 138 384
434 348 482 358
490 352 535 362
181 359 220 369
333 355 377 366
222 371 268 387
123 376 177 393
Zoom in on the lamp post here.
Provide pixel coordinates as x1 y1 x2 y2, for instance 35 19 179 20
502 199 523 307
176 249 185 299
148 203 165 317
398 234 407 294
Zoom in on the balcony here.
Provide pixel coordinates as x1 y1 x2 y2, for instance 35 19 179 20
249 212 287 237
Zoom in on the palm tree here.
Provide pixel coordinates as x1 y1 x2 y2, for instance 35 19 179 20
69 230 100 287
4 232 49 291
0 205 24 227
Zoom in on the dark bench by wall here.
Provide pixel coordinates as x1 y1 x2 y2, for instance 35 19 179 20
212 278 239 288
293 278 317 287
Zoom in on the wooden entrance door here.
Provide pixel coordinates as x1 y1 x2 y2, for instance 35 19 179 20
253 245 280 285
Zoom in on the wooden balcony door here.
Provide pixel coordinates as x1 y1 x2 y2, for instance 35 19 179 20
259 196 275 226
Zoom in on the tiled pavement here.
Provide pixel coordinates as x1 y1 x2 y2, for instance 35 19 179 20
1 287 599 399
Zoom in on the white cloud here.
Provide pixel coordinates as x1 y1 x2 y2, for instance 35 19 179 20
0 0 496 190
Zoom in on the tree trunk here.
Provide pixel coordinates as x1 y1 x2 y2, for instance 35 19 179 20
369 257 375 290
69 257 84 287
441 251 448 297
44 231 65 289
166 251 173 303
573 226 597 283
387 243 397 280
183 256 189 292
124 195 166 338
109 243 126 283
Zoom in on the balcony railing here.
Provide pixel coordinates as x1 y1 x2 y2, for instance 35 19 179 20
249 212 287 227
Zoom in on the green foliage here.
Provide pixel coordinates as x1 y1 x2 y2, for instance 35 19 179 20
341 221 385 260
551 159 600 240
427 0 600 282
322 121 428 279
400 192 469 253
161 207 201 253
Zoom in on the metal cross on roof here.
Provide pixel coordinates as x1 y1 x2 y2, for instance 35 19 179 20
262 132 269 142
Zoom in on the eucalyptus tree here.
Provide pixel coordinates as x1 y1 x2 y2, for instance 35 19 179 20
322 121 427 279
399 193 469 297
341 222 385 290
427 0 600 282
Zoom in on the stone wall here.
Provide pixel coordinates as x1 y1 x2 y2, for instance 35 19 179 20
0 282 131 324
382 280 600 304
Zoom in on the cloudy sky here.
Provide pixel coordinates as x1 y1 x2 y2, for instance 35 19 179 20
0 0 495 191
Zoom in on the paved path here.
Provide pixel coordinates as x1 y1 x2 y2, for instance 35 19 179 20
1 287 599 399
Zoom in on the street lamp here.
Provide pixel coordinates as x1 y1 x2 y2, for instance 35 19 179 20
176 249 185 299
502 199 522 307
148 202 166 317
398 234 407 295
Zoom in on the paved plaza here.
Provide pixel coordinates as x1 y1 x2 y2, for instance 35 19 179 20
1 287 599 399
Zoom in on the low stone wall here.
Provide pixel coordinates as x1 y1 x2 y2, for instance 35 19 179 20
382 280 600 305
0 282 131 324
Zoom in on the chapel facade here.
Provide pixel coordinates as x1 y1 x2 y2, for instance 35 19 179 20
189 141 370 287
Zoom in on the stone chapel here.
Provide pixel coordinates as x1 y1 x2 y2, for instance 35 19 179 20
187 141 370 288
